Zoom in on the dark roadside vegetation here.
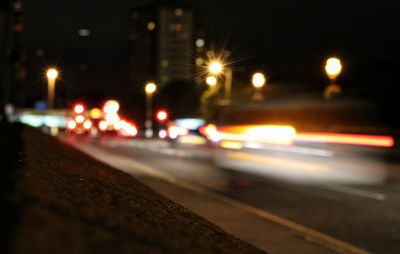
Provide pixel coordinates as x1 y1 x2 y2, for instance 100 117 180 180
0 123 264 254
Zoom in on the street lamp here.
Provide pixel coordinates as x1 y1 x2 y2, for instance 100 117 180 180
251 72 266 101
206 76 217 87
252 72 266 89
324 57 342 100
325 57 342 81
46 68 58 109
145 82 157 138
207 60 232 104
209 61 222 75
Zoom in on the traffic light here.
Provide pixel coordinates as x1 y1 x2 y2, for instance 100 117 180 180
156 110 168 122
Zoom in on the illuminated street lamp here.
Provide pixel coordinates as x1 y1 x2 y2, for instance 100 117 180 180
251 72 266 101
324 57 342 100
145 82 157 138
46 68 58 109
209 61 223 74
206 76 217 87
145 82 157 94
207 60 232 104
325 57 342 81
252 72 266 89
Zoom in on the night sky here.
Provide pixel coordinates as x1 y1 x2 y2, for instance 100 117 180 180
19 0 400 123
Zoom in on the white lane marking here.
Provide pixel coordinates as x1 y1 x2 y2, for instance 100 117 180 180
325 185 386 201
64 139 371 254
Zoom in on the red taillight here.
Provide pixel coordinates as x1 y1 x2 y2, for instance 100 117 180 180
74 104 85 114
75 115 85 124
119 123 138 137
83 120 92 130
99 120 108 131
156 110 168 122
296 132 395 148
67 120 76 130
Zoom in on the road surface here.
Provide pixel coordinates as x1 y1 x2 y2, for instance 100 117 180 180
64 135 400 253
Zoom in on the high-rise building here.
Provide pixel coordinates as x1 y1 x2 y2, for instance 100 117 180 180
129 3 193 88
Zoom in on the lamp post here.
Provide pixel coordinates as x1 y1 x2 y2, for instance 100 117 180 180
206 75 217 87
46 68 58 109
208 61 232 105
324 57 342 100
145 82 157 138
251 72 266 101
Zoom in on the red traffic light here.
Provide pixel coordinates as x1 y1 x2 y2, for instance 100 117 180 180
73 103 85 114
156 110 168 122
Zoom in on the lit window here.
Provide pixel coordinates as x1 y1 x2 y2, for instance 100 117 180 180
78 29 91 37
161 60 169 67
175 24 183 31
175 8 183 16
147 22 156 31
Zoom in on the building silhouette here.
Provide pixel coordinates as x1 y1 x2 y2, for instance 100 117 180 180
129 3 193 89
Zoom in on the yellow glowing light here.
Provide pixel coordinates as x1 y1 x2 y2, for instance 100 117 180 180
145 82 157 94
209 61 223 74
206 76 217 87
103 100 120 114
325 57 342 80
147 22 156 31
180 135 207 145
252 72 266 89
195 57 204 66
47 68 58 79
90 108 102 119
245 125 296 143
219 125 297 145
220 141 243 149
200 124 220 142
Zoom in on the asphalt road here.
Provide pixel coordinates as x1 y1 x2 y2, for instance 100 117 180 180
67 136 400 254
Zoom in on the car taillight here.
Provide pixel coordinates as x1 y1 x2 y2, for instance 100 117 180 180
75 115 85 124
99 120 108 131
67 120 76 130
83 120 92 130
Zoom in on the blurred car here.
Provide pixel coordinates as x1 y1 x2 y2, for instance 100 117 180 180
210 98 396 184
165 118 208 145
66 113 94 135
